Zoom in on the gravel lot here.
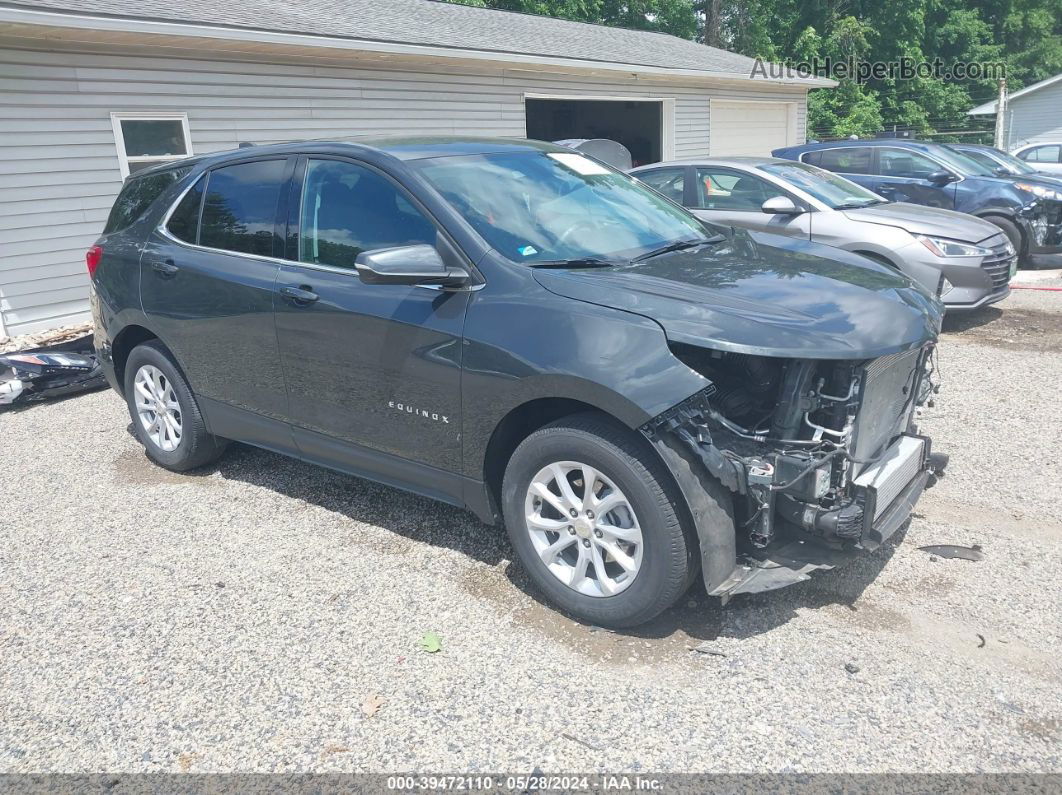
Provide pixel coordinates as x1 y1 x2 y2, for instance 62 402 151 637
1 289 1060 774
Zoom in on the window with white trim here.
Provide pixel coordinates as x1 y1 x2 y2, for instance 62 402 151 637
110 113 193 178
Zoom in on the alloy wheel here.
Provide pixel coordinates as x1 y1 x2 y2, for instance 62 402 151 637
133 364 183 452
524 461 643 597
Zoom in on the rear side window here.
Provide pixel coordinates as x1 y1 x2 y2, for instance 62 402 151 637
199 160 286 257
636 168 686 204
166 176 205 244
1023 144 1061 163
103 168 187 233
817 147 872 174
801 151 822 166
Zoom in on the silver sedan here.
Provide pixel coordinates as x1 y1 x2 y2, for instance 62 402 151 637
630 157 1016 310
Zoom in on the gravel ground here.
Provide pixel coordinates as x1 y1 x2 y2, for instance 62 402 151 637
1 290 1060 775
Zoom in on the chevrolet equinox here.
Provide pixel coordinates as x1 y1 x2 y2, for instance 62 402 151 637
91 137 947 627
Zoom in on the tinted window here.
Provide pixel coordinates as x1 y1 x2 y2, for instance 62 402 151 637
694 168 775 210
801 150 822 166
817 147 872 174
200 160 285 257
878 149 940 179
636 168 686 204
298 159 437 269
166 175 205 244
103 168 187 233
1023 145 1061 163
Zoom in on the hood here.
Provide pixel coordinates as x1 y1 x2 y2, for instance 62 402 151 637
842 202 1003 244
532 230 942 360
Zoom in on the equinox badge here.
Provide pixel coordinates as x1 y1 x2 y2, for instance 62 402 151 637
389 400 450 424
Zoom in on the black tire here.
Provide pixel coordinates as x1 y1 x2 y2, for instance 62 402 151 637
983 215 1025 263
501 412 696 628
123 340 227 471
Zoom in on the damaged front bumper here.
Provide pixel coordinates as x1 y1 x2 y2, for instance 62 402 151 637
641 347 945 602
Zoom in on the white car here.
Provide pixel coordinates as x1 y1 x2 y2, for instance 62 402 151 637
1011 143 1062 175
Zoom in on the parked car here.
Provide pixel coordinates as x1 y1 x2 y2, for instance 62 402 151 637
773 139 1062 268
950 143 1062 185
630 157 1015 311
90 137 945 627
1011 142 1062 174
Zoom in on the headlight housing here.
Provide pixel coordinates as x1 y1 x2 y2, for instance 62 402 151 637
1014 182 1062 201
916 235 994 258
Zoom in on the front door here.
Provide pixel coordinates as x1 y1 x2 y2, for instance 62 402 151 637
274 156 470 486
870 148 957 208
139 157 292 420
688 166 811 239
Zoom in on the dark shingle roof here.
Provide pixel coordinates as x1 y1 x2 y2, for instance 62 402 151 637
9 0 767 76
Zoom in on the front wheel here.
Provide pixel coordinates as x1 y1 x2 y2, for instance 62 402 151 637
501 413 695 628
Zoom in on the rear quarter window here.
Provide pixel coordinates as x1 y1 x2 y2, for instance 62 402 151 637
103 168 188 234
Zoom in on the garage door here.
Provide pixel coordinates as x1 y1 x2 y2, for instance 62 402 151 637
710 100 794 156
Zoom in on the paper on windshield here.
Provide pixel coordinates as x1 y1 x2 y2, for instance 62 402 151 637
547 152 611 176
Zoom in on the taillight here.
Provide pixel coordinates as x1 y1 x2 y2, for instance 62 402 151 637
86 245 102 279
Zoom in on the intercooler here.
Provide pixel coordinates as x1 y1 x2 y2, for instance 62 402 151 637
851 348 923 468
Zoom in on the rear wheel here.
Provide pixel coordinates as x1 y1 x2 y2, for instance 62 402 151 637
502 413 694 628
124 341 227 471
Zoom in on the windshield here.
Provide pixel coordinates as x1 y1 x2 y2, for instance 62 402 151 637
414 150 713 264
757 160 886 209
957 146 1036 175
928 146 996 177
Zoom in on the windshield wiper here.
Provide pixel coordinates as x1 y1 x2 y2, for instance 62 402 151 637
633 235 724 262
530 257 624 269
833 199 888 210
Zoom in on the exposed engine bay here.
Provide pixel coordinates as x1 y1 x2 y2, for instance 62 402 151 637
643 342 948 597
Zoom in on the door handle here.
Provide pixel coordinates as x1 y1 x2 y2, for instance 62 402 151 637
150 259 179 278
279 285 320 306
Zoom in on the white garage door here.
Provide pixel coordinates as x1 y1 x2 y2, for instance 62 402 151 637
710 100 795 156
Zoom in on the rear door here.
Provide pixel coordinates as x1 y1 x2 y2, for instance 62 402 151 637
274 155 470 483
687 166 811 239
870 147 957 208
809 146 877 191
140 157 292 421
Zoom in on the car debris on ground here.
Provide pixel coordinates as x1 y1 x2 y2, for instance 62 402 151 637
0 330 106 408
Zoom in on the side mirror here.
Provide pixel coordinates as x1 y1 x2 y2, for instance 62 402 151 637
761 196 804 215
927 170 957 185
355 244 469 288
993 166 1011 176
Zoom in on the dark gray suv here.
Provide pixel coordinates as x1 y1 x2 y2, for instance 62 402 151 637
90 137 946 627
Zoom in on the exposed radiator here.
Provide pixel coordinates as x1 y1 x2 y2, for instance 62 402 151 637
852 348 923 465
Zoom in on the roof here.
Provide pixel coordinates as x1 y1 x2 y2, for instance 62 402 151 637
775 139 948 154
631 156 790 169
133 135 572 177
968 73 1062 115
0 0 833 85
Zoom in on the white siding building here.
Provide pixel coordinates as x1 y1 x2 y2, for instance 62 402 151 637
0 0 830 337
968 72 1062 151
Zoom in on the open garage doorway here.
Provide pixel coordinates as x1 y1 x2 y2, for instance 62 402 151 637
524 97 670 167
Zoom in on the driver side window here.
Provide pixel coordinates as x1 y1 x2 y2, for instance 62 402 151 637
878 149 940 179
693 168 775 211
299 158 437 270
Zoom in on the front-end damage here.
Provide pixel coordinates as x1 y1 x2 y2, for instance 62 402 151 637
641 345 948 602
